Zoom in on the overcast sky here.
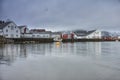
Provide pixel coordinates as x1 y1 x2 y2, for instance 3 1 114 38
0 0 120 31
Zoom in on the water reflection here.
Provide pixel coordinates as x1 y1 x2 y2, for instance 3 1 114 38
48 42 102 57
0 44 15 65
0 42 120 65
0 44 27 65
19 44 27 58
0 42 120 80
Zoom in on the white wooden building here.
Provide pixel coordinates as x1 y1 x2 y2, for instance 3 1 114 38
32 32 51 38
22 32 52 38
51 32 62 38
73 30 88 39
18 25 30 34
86 30 102 39
0 21 21 38
74 30 102 39
18 25 30 38
118 36 120 39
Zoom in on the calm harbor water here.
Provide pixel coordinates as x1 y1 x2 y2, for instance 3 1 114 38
0 42 120 80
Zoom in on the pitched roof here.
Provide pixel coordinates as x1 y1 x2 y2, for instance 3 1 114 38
30 29 46 32
0 21 13 29
18 25 27 29
74 30 87 36
74 30 96 36
87 30 96 35
52 32 62 35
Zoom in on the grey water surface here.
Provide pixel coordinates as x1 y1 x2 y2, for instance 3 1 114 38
0 42 120 80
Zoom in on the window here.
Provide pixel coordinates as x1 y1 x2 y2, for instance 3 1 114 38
95 32 99 34
11 34 14 38
5 34 8 36
11 26 14 30
0 31 2 33
16 35 18 37
6 29 8 32
8 26 10 28
32 35 35 37
37 35 39 37
16 30 18 33
46 35 49 38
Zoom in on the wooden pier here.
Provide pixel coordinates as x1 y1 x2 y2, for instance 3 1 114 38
10 38 54 43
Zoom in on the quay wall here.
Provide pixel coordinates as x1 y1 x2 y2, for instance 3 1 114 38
0 38 120 44
62 39 118 42
11 38 54 43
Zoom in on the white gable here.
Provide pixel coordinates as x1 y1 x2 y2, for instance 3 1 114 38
86 30 102 39
2 22 21 38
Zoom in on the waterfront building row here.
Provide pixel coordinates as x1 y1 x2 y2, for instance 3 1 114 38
0 20 119 40
0 20 54 39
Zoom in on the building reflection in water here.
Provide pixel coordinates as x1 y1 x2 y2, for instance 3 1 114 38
0 44 15 65
20 44 27 58
0 42 102 65
0 43 50 66
62 42 102 57
47 42 102 57
86 42 102 57
0 44 27 65
27 43 50 55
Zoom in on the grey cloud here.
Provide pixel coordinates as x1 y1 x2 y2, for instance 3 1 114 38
1 0 120 31
0 0 3 17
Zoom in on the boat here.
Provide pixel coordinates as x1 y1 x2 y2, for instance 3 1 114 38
53 37 62 42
